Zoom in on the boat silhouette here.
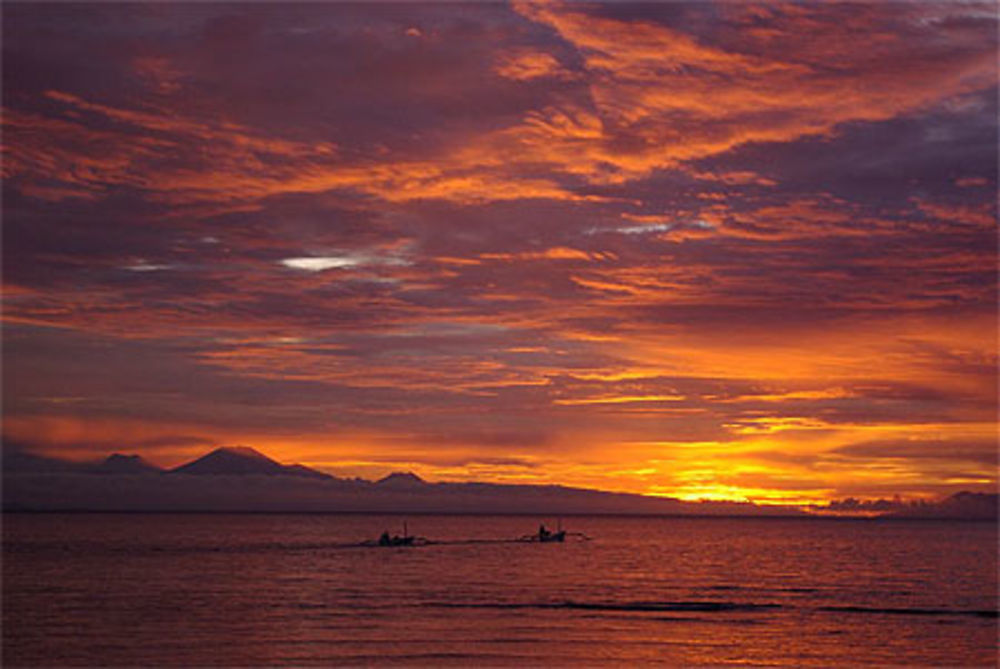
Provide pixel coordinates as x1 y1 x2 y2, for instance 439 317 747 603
377 532 416 547
362 520 585 548
368 521 428 547
526 530 566 543
520 523 566 543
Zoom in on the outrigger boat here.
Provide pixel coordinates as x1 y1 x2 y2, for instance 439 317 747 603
377 533 415 547
362 520 585 548
520 522 566 543
369 521 426 547
535 530 566 543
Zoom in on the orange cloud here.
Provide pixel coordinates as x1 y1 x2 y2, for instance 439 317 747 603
3 3 994 505
481 247 606 262
553 394 686 406
499 1 997 182
494 49 571 81
916 200 996 228
8 4 994 211
6 90 597 207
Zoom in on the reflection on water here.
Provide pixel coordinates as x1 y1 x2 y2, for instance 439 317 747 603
3 514 997 666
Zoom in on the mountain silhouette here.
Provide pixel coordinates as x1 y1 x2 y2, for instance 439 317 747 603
96 453 162 475
375 471 426 489
282 463 336 480
8 445 988 519
887 491 998 520
3 449 84 473
169 446 331 479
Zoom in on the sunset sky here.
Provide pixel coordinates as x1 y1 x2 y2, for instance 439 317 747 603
3 2 997 504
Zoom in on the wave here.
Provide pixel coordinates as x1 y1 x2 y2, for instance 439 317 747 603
425 600 782 613
566 601 782 613
702 585 818 594
819 605 998 619
425 600 997 619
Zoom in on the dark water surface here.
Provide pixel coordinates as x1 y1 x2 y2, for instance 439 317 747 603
3 514 997 666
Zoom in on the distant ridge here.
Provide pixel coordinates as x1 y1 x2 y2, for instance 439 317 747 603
3 449 162 475
375 471 426 489
283 463 336 480
4 445 992 518
96 453 162 475
169 446 331 479
3 449 81 473
886 491 998 520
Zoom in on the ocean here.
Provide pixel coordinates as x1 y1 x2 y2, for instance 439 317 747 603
3 513 997 666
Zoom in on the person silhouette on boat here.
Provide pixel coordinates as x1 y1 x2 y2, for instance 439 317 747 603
379 530 391 546
538 524 551 541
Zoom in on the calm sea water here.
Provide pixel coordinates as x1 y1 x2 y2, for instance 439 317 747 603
3 513 997 666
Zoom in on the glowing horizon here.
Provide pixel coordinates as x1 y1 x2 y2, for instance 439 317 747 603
2 2 997 505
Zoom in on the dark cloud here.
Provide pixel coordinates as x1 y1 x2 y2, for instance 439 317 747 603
831 439 998 466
